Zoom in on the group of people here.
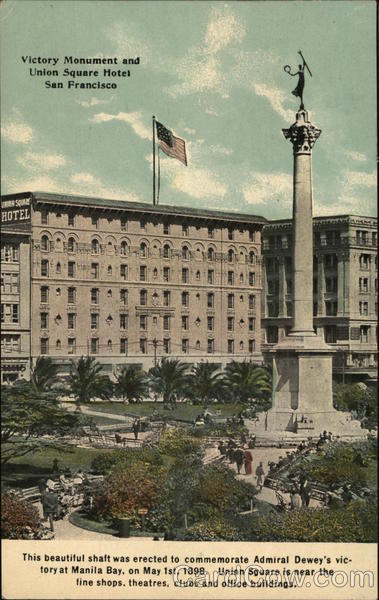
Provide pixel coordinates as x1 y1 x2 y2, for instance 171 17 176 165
217 438 265 489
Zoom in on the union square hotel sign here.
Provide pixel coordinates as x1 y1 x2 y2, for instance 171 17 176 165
1 195 31 228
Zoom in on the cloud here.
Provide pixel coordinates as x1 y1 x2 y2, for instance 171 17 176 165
342 170 376 188
345 150 367 162
4 174 59 194
107 22 151 64
70 171 139 202
204 5 245 54
243 172 292 206
2 121 33 143
253 83 293 122
16 151 66 170
76 96 114 108
209 144 233 156
92 111 150 139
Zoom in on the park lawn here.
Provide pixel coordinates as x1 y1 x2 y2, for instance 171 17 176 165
88 415 125 426
87 402 245 421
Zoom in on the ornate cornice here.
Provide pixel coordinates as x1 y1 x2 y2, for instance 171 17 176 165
283 109 321 154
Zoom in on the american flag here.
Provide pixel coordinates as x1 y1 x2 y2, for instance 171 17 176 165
156 121 187 166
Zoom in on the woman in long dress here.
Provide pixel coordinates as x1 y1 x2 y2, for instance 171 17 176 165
244 449 253 475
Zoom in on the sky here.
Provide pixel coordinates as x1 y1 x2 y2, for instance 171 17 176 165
0 0 376 219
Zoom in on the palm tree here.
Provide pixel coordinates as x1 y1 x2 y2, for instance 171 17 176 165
69 356 113 407
114 365 149 404
148 359 190 407
186 362 224 406
224 360 272 409
31 356 59 394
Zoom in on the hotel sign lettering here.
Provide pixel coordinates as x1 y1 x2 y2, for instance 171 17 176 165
1 197 31 225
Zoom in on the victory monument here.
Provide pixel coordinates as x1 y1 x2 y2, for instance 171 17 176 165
251 53 364 439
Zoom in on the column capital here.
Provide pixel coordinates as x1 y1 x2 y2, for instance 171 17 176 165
283 109 321 154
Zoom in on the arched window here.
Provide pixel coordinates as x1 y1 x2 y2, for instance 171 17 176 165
140 289 147 306
196 340 200 350
41 235 49 251
56 262 61 274
55 237 62 250
249 250 255 264
91 239 99 255
228 249 234 263
163 244 170 258
153 267 158 278
107 265 112 276
120 241 128 256
140 242 147 257
67 237 75 252
107 339 112 350
56 339 61 350
207 247 214 261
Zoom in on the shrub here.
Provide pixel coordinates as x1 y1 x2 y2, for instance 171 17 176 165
185 513 243 541
1 493 41 539
157 429 201 457
91 445 162 475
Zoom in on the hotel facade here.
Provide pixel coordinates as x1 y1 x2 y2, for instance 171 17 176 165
1 191 265 383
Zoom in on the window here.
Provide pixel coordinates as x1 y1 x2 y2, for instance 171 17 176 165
208 227 214 239
68 261 75 278
140 315 147 330
359 277 369 293
67 237 75 252
121 218 127 231
248 317 255 331
120 338 128 354
163 338 170 354
286 302 293 317
228 271 234 285
140 338 147 354
41 286 49 303
207 247 215 261
326 277 338 293
120 264 127 280
287 279 293 293
120 289 128 305
163 267 170 282
228 228 233 240
182 315 189 330
153 267 158 279
163 315 170 330
359 301 369 316
120 314 128 330
249 272 255 286
41 260 49 277
41 235 49 251
91 288 99 304
91 338 99 354
140 219 146 231
227 293 234 309
91 263 99 279
91 313 99 329
207 338 214 354
140 289 147 305
249 250 255 264
182 224 189 236
182 339 189 354
1 273 19 294
227 339 234 354
107 339 112 351
1 244 19 263
360 326 370 343
162 290 170 307
68 338 76 355
207 293 214 308
207 316 214 331
163 223 170 235
91 215 98 228
182 292 189 307
249 294 255 309
325 325 337 344
325 254 338 270
196 270 201 281
56 339 62 351
207 270 214 284
40 312 48 329
249 339 255 353
325 301 338 316
91 239 99 254
140 266 147 281
163 244 170 258
1 304 18 323
196 340 201 350
40 338 49 354
68 313 76 329
68 287 76 304
68 213 75 227
182 246 190 260
107 265 112 277
120 241 128 256
249 230 255 242
267 326 278 343
56 262 61 275
182 268 189 284
227 317 234 331
228 249 234 263
140 242 147 257
41 210 48 225
313 302 318 316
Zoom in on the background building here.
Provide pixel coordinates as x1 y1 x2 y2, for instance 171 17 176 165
262 215 378 382
1 192 266 380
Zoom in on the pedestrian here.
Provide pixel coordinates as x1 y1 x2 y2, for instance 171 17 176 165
217 440 226 457
299 475 311 507
290 486 302 510
255 462 265 489
234 447 244 474
227 446 235 464
244 448 253 475
132 419 140 440
248 434 256 449
42 490 59 532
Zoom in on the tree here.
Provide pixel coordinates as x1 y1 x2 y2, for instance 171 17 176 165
1 383 80 465
186 362 224 406
69 356 113 407
114 365 149 404
334 383 377 428
148 359 189 406
31 356 59 394
224 361 272 408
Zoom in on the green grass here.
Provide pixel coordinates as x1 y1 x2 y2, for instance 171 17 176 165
88 415 125 426
87 402 245 421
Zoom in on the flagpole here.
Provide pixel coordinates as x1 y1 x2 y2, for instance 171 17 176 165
152 115 156 206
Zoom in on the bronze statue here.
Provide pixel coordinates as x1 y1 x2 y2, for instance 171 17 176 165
284 51 312 110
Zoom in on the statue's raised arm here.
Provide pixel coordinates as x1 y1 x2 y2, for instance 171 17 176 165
284 51 312 110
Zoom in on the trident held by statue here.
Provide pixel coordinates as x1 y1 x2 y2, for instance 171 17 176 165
284 51 312 110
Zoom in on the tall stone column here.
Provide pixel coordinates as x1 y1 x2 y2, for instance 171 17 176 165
283 109 321 336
